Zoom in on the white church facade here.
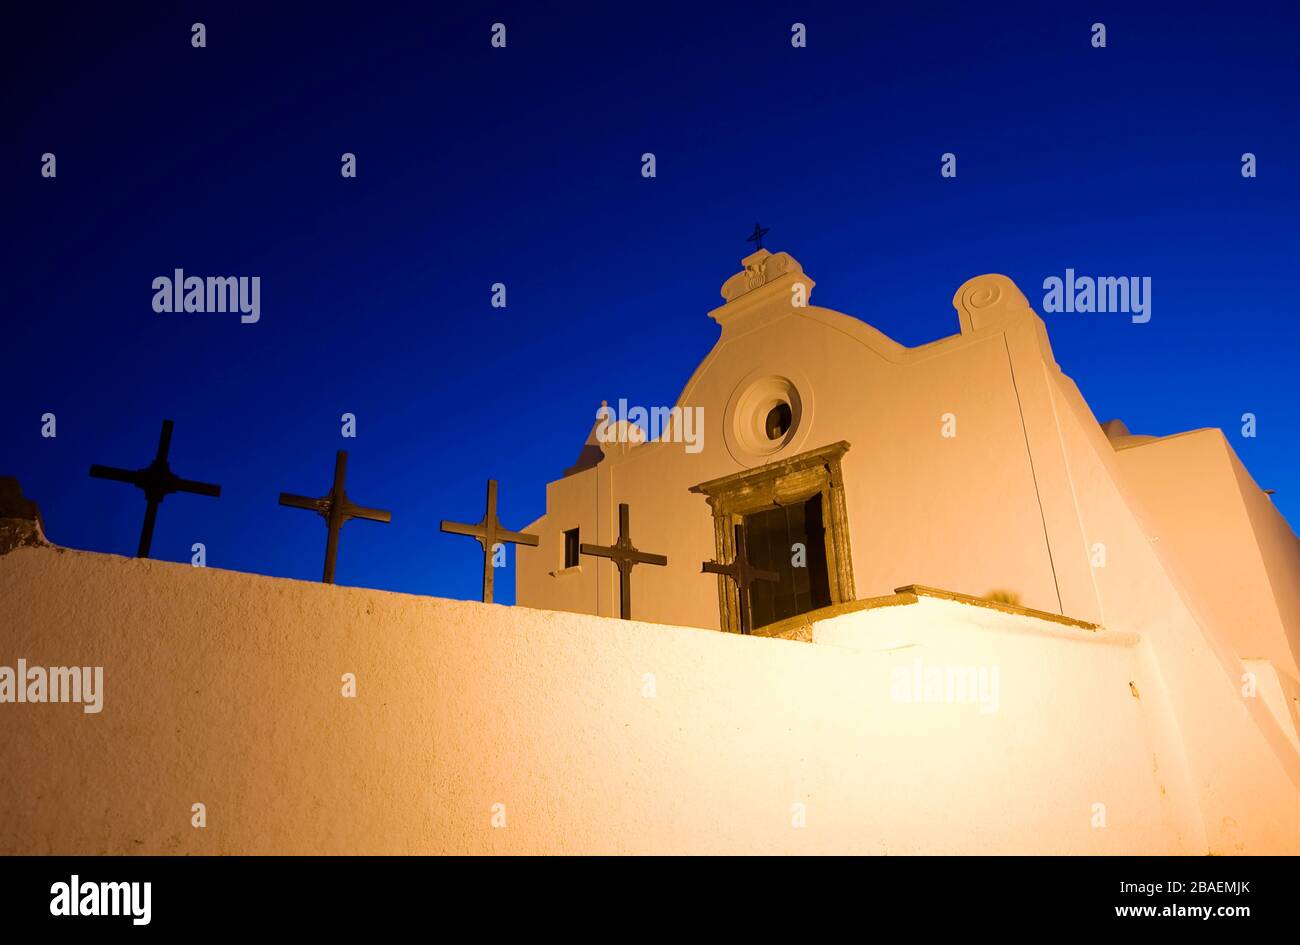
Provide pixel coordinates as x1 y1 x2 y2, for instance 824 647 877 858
517 249 1300 679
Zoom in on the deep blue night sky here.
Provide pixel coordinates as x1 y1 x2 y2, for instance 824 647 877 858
4 2 1297 603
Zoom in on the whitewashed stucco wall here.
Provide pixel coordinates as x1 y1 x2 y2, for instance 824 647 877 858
1 543 1295 854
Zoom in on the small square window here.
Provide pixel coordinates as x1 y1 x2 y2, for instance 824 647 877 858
563 527 580 569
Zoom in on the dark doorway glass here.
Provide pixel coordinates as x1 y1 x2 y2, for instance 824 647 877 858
743 495 832 630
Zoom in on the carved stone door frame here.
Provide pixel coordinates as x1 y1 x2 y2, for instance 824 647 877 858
689 441 854 634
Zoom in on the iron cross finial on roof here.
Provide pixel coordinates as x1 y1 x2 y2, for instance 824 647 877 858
746 223 770 252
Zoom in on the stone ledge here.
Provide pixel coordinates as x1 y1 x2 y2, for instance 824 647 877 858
753 583 1100 641
895 584 1100 631
754 592 920 641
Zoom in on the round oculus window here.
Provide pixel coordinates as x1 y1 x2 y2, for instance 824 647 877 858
730 375 802 457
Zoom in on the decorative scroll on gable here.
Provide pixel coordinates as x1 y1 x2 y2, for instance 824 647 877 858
951 274 1035 334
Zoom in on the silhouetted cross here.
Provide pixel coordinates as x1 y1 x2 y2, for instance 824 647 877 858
89 419 221 559
279 450 391 584
441 479 539 604
580 502 668 620
746 222 770 252
703 523 779 635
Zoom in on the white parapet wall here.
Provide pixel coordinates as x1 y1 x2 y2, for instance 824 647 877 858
0 542 1295 854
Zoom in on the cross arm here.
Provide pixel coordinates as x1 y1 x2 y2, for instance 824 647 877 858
280 492 327 514
174 477 222 498
628 550 667 567
89 464 142 485
343 502 392 524
496 528 539 547
441 520 485 539
581 543 666 566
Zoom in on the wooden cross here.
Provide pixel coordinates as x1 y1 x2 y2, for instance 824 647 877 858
279 450 391 584
746 222 770 252
89 419 221 559
703 523 779 635
580 502 668 620
440 479 539 604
